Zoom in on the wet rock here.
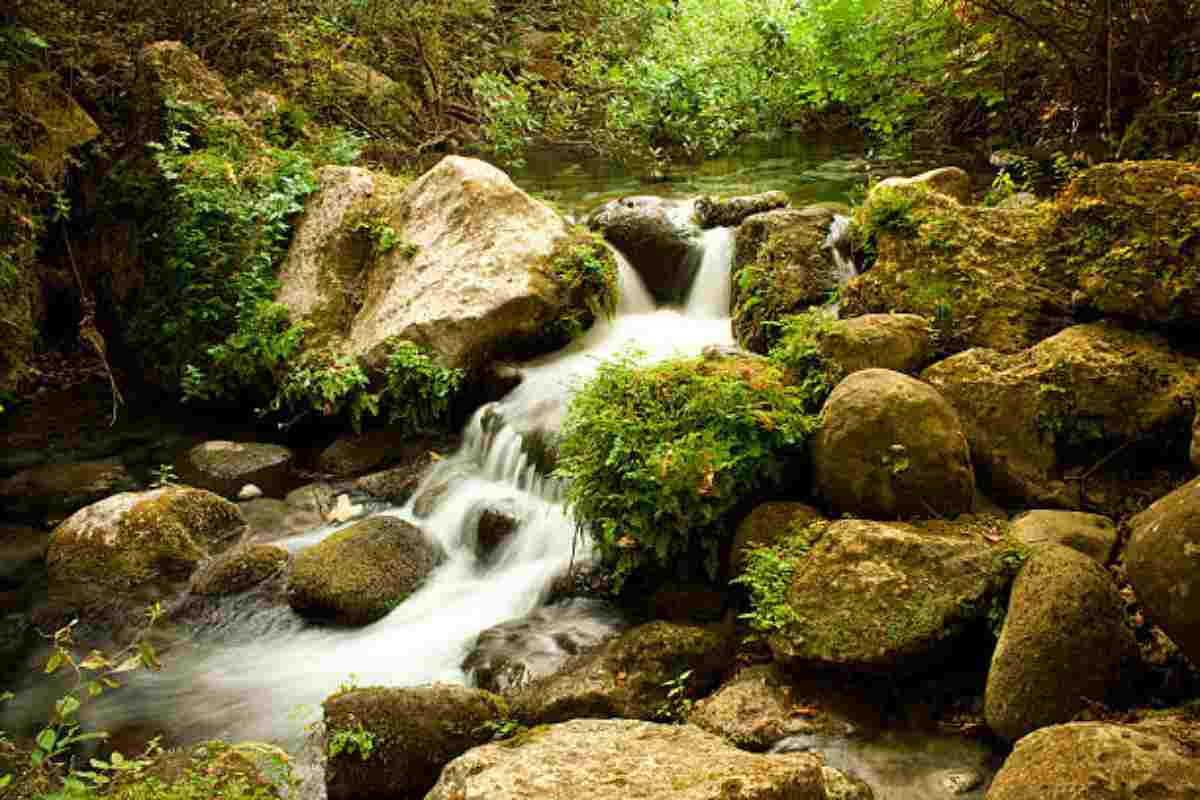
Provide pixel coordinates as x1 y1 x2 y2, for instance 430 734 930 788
285 482 337 514
985 546 1137 743
323 684 507 800
426 718 868 800
353 432 460 505
0 460 138 525
729 502 826 580
812 369 976 519
287 517 443 625
876 167 972 204
770 518 1013 674
181 441 295 500
318 430 409 477
238 498 298 540
732 208 841 353
1008 510 1117 563
1125 477 1200 666
818 314 934 375
512 621 733 724
695 191 790 228
0 525 50 587
586 195 698 303
0 613 31 665
462 598 628 694
647 581 728 624
922 323 1200 509
190 544 288 596
987 722 1200 800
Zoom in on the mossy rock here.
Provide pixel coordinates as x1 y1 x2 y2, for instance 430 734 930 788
816 313 934 375
191 544 288 596
1008 510 1117 563
985 546 1137 743
875 166 972 204
318 431 410 477
729 502 826 580
695 191 789 228
181 441 296 500
287 517 443 625
323 684 508 800
0 459 138 525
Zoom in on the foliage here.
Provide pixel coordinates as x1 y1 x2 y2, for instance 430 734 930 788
654 670 695 723
732 522 826 636
557 352 816 589
474 717 526 742
766 309 844 413
545 232 619 341
326 723 376 761
271 348 374 431
380 339 465 435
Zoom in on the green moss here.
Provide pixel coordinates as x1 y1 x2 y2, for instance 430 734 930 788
538 227 619 344
193 544 288 595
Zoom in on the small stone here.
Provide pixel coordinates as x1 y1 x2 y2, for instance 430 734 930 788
326 494 363 523
237 484 263 500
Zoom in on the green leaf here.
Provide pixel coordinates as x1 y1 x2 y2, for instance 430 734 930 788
44 651 64 674
36 728 57 753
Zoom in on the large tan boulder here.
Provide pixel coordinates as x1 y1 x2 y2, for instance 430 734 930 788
984 546 1137 743
923 323 1200 509
875 166 972 204
278 157 617 371
1125 477 1200 666
817 314 934 375
426 718 871 800
986 722 1200 800
1008 510 1117 563
812 369 976 519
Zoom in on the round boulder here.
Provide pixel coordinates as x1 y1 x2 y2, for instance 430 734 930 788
587 195 698 303
1125 476 1200 666
812 369 976 519
1009 510 1117 563
287 517 443 625
181 441 295 499
818 314 934 376
985 546 1137 743
191 544 288 596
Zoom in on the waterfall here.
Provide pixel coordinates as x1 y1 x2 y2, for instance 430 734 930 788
684 227 735 319
825 213 857 288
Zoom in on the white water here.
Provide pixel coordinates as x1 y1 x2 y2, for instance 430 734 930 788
74 227 738 747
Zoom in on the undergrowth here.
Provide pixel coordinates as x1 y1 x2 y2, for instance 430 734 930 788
732 520 828 636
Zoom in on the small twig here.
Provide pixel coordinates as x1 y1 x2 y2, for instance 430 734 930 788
64 227 123 426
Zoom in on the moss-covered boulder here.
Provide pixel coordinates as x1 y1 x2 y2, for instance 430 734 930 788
732 208 841 353
984 546 1137 743
426 718 868 800
769 518 1015 674
922 323 1200 509
318 431 409 477
729 502 826 580
695 191 790 228
1009 510 1117 563
586 195 698 303
1125 477 1200 666
181 441 296 500
875 166 972 204
511 620 733 724
322 684 507 800
0 459 138 525
287 517 442 625
131 41 237 145
812 369 976 519
987 722 1200 800
278 157 618 372
191 544 288 596
817 314 934 376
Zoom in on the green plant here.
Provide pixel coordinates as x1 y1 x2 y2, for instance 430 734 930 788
655 669 695 723
379 339 465 435
732 523 825 636
326 723 376 761
766 309 844 412
474 717 527 741
149 464 179 489
271 348 375 430
545 232 620 341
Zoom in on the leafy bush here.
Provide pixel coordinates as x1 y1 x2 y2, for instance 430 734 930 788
380 339 465 435
557 352 816 588
544 231 619 341
766 309 844 412
732 521 827 636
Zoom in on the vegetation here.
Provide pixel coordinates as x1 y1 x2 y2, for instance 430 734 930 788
732 521 829 636
766 309 845 410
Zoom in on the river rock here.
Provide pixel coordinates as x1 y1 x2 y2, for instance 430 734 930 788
586 195 698 303
323 684 507 800
984 546 1137 743
1008 510 1117 563
352 431 461 505
769 518 1013 673
986 722 1200 800
818 314 934 375
462 598 628 694
1125 477 1200 666
190 544 288 596
729 502 826 580
285 482 337 514
287 517 442 625
318 431 409 477
922 323 1200 509
695 191 790 228
279 157 615 372
511 620 733 724
181 441 295 500
875 167 972 204
732 208 841 353
812 369 976 519
0 460 138 525
426 718 870 800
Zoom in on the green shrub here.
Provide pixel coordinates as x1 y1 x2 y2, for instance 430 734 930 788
765 309 843 412
732 520 827 636
379 339 465 435
557 352 816 588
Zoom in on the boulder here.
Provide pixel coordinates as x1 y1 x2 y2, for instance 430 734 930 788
732 208 841 353
1008 510 1117 563
426 718 870 800
353 431 460 505
0 525 48 589
695 191 790 228
511 621 733 724
875 167 972 204
0 460 138 525
132 41 235 144
278 157 617 371
181 441 295 500
287 517 442 625
323 684 508 800
769 518 1014 673
15 80 101 183
984 546 1137 743
467 500 523 563
647 581 728 624
586 195 698 303
922 323 1200 509
1125 477 1200 665
729 502 826 580
318 431 408 477
817 314 934 375
462 598 628 694
812 369 976 519
190 544 288 596
285 482 337 514
986 722 1200 800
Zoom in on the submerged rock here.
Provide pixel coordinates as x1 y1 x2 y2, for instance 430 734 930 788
1125 477 1200 666
181 441 295 500
587 195 698 303
323 684 507 800
984 546 1137 743
695 191 790 228
987 722 1200 800
426 718 870 800
1008 510 1117 563
287 517 443 625
812 369 976 520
